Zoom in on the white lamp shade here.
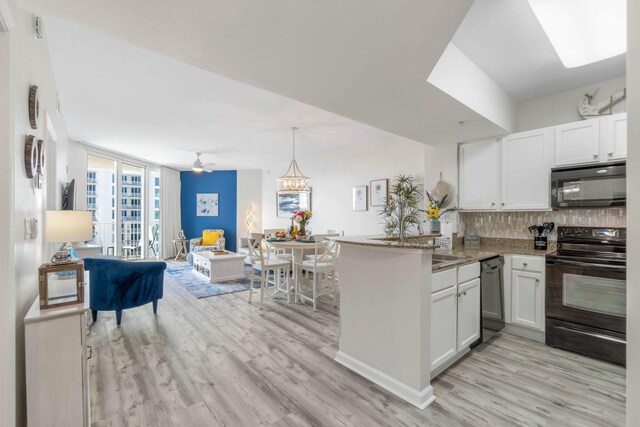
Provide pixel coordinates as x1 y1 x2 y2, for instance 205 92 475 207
46 211 93 243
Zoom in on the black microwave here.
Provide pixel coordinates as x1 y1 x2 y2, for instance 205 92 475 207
551 162 626 208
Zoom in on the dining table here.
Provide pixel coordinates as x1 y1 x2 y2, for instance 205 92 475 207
265 239 317 288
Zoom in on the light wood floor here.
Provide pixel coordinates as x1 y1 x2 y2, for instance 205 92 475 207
88 272 626 426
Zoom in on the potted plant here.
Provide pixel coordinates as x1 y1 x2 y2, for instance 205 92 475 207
424 190 457 233
380 174 423 243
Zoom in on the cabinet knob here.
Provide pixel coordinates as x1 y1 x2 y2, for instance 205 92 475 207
501 202 505 206
593 153 599 159
491 202 495 206
535 279 540 283
608 151 613 156
523 262 528 267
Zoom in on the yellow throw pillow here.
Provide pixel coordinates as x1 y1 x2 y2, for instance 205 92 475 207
202 231 220 246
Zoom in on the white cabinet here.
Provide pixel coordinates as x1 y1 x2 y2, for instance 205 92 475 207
511 270 544 331
459 139 500 210
457 278 481 350
501 128 552 210
604 113 627 161
555 113 627 166
430 263 480 376
430 286 457 372
25 298 90 427
555 119 600 166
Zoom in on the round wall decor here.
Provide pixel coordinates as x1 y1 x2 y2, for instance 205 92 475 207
29 85 39 130
37 139 45 174
24 135 38 178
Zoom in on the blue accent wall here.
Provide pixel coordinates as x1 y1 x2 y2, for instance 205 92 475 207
180 170 237 252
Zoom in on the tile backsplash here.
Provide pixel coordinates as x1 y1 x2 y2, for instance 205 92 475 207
460 208 626 240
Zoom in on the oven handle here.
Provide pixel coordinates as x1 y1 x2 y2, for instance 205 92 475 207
546 258 626 271
554 326 626 345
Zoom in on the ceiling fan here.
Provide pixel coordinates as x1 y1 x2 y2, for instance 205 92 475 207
192 152 216 173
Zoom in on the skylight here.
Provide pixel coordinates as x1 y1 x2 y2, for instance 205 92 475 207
527 0 626 68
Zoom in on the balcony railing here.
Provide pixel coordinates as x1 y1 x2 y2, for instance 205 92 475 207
87 177 97 183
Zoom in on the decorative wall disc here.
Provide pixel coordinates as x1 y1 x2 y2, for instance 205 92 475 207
37 139 45 174
29 85 39 130
24 135 38 178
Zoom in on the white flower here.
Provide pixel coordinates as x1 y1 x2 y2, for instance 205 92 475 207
293 216 302 223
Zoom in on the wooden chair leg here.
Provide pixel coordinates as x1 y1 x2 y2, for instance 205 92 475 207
249 271 255 303
259 271 266 308
116 310 122 326
312 273 317 312
153 300 158 314
91 310 98 322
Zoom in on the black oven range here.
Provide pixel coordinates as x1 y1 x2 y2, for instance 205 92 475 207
545 226 626 365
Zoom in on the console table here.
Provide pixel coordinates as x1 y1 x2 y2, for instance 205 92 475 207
24 292 90 426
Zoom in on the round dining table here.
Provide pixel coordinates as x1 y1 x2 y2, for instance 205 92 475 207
266 239 317 287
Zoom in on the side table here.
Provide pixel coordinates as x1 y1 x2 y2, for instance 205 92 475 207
173 239 189 261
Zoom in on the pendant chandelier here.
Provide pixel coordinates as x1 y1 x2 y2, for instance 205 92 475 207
276 127 311 193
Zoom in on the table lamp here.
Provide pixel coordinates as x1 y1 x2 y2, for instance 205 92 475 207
46 210 93 263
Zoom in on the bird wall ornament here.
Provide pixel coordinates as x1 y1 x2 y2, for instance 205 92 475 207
578 88 626 119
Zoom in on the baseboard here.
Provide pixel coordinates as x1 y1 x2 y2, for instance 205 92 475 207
430 347 470 380
335 351 436 409
503 323 545 342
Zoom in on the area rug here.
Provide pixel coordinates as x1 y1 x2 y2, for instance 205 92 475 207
165 261 258 299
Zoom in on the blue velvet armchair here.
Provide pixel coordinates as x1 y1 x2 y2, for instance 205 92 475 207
84 258 167 326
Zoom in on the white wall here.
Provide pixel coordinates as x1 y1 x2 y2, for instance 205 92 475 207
236 169 262 240
2 4 72 425
262 138 426 236
517 76 626 132
424 144 459 232
627 0 639 423
0 7 15 427
428 43 517 133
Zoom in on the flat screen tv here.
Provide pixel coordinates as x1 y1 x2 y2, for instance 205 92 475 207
61 179 75 210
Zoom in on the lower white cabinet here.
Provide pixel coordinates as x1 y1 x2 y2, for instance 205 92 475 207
430 287 457 372
511 270 544 330
457 278 481 349
25 297 90 427
430 263 480 375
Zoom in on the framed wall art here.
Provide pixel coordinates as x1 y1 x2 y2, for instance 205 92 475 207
196 193 219 216
277 191 311 218
353 185 368 211
370 178 388 207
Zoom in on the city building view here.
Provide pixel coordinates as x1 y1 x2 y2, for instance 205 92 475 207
86 155 160 259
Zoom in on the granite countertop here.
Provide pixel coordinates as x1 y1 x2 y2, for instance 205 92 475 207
431 238 557 272
334 234 441 250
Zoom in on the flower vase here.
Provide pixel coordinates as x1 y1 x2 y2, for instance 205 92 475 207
299 223 306 237
430 219 441 233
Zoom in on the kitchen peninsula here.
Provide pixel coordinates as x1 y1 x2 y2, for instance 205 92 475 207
334 235 449 409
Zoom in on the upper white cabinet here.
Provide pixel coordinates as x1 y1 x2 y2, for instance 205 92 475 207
604 113 627 161
459 139 500 210
501 128 552 210
555 119 600 166
555 113 627 166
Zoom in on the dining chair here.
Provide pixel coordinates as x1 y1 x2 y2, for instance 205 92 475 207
263 228 293 261
295 238 340 311
247 233 292 307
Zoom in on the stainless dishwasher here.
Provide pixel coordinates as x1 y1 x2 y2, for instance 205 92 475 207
475 256 505 345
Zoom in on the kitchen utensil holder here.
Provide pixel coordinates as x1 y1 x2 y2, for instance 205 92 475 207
534 236 548 251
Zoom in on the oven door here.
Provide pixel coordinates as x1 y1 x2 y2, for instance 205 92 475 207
546 258 626 333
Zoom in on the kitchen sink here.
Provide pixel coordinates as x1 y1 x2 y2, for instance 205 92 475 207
432 253 472 261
